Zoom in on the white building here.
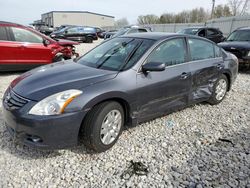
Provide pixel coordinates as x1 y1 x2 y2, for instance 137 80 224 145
41 11 115 28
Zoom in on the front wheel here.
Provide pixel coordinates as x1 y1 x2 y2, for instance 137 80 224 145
81 101 124 152
208 74 228 105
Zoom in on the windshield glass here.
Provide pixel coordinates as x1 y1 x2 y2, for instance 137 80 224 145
227 30 250 41
112 28 130 38
78 37 154 71
178 28 199 35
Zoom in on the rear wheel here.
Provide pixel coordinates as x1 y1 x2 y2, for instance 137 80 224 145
85 37 93 43
208 74 228 105
81 101 124 152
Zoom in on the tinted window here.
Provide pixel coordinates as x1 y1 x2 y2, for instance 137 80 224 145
0 27 8 41
214 45 222 57
78 38 154 71
67 27 79 34
198 29 205 37
207 29 218 36
138 29 147 33
188 38 214 60
147 38 187 66
12 27 43 43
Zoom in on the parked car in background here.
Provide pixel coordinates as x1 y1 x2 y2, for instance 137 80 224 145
2 33 238 152
103 30 118 39
50 26 97 43
178 27 225 43
94 27 105 38
0 21 79 71
38 25 54 35
218 27 250 66
104 26 150 40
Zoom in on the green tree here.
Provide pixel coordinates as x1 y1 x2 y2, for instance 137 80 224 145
137 14 159 24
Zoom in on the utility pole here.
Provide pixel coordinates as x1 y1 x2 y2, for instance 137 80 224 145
241 0 249 15
211 0 215 19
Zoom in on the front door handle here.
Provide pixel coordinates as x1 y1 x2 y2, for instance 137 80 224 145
180 72 189 79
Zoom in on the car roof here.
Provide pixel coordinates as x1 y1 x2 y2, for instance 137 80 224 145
0 21 23 27
119 32 188 40
236 27 250 31
182 26 220 30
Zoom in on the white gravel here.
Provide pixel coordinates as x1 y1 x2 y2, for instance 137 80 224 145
0 41 249 187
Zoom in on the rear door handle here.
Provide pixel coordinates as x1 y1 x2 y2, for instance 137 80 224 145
180 72 189 79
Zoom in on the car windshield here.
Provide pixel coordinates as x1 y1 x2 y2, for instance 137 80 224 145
112 28 130 38
227 30 250 41
78 37 154 71
178 28 199 35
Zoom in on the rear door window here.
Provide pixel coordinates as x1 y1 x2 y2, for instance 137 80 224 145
0 27 8 41
188 38 215 61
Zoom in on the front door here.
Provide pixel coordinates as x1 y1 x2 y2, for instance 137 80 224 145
136 37 191 122
10 27 52 65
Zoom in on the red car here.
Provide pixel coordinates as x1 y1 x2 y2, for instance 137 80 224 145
0 21 79 71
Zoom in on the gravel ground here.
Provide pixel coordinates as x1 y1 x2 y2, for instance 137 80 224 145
0 41 249 187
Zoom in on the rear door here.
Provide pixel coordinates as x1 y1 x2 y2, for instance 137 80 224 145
10 27 52 65
187 37 224 102
136 37 191 121
0 26 17 66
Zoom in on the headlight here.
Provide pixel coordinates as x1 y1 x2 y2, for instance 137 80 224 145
29 89 82 116
247 51 250 56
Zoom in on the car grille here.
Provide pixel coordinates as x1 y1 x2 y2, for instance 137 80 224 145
4 89 29 110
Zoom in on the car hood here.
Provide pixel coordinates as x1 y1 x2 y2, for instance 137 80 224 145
10 61 117 101
56 39 79 46
218 41 250 50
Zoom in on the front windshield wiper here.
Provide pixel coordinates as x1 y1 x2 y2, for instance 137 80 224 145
96 39 135 69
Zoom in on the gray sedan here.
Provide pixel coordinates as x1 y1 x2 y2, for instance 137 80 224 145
2 33 238 152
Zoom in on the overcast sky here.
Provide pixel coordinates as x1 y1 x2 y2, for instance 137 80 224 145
0 0 228 25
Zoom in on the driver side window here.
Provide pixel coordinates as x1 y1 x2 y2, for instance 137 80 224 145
147 38 187 66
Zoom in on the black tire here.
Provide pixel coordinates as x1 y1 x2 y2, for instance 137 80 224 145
81 101 124 152
208 74 228 105
85 37 93 43
53 55 65 62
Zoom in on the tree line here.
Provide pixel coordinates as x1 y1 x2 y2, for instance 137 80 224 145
114 0 249 26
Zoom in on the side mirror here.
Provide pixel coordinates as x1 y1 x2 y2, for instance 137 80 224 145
43 39 50 46
64 30 68 34
142 62 165 72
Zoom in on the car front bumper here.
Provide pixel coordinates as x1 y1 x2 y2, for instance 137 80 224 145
2 106 86 150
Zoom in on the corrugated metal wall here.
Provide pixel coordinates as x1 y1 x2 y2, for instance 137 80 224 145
103 16 250 36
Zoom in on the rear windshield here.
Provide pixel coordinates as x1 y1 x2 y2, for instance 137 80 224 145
78 37 154 71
